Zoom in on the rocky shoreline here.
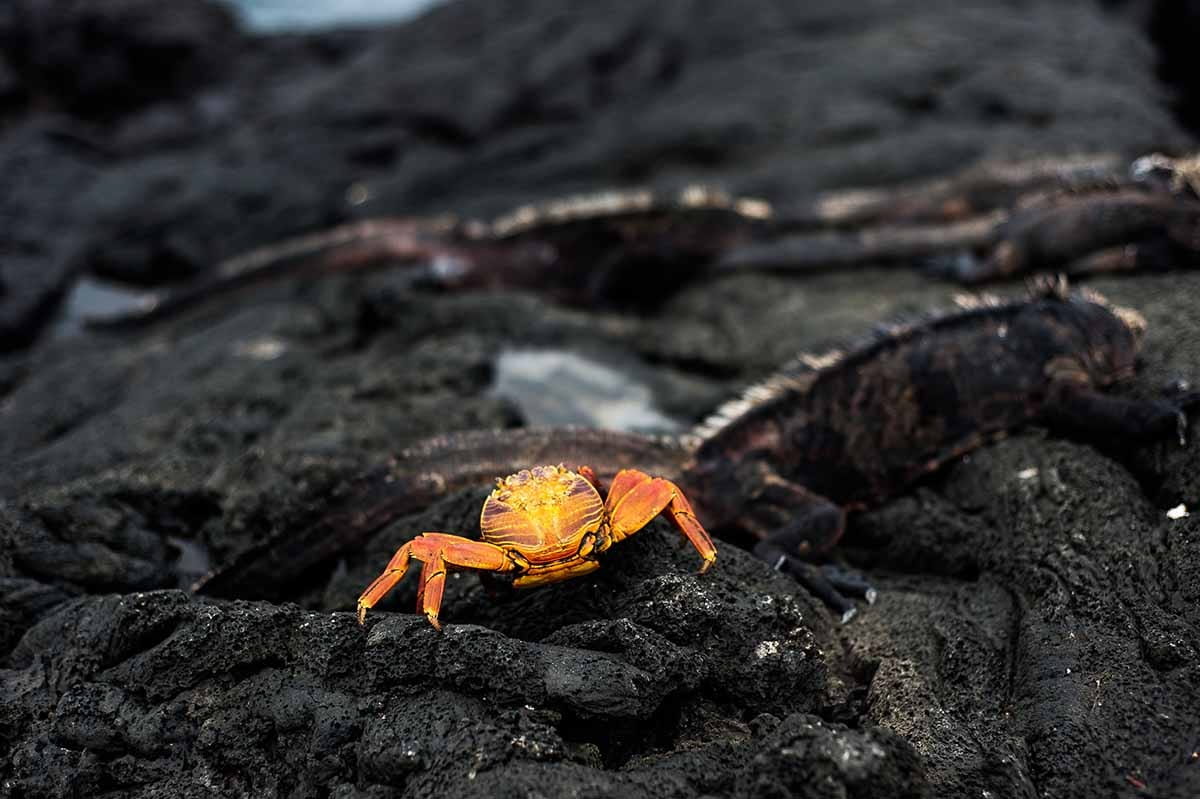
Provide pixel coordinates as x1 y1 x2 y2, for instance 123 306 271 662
3 1 1199 797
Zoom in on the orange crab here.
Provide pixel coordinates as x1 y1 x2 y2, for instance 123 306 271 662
356 464 717 628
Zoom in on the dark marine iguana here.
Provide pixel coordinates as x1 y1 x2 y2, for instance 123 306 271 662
84 186 774 328
84 153 1200 330
195 282 1193 619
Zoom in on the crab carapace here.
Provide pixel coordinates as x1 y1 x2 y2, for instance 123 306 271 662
195 285 1192 621
355 464 715 628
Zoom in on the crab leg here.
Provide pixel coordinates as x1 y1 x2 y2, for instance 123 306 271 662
356 533 519 628
602 469 717 571
416 552 448 630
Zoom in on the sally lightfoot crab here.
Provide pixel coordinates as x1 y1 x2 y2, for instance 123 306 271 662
356 464 717 628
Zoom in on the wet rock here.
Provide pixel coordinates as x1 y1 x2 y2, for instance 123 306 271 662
489 346 693 432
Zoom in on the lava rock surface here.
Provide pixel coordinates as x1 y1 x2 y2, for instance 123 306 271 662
4 260 1200 796
3 1 1200 798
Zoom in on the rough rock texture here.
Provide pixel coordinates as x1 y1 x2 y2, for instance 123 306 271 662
3 0 1200 797
4 260 1200 796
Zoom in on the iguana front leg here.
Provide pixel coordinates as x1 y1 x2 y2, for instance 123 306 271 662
1039 383 1196 446
704 458 874 621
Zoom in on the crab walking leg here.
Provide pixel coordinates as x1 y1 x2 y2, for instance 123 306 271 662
356 533 519 627
602 469 717 571
414 555 427 610
416 552 448 631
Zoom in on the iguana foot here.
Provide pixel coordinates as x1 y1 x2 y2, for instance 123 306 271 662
755 542 875 623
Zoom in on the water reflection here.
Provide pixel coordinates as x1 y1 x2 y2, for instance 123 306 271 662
491 348 682 434
223 0 444 32
53 277 161 339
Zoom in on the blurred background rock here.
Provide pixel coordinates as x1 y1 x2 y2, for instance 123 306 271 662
2 0 1198 351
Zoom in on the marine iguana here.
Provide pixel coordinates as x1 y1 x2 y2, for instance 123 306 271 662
83 153 1200 330
195 282 1193 619
84 186 774 328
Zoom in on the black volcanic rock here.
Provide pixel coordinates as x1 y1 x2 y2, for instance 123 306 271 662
0 535 876 797
4 261 1200 796
0 118 96 352
3 0 1200 796
0 0 241 117
76 139 339 286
